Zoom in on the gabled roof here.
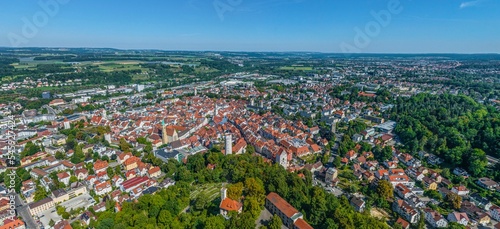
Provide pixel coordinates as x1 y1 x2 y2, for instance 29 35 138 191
266 192 299 218
219 198 242 212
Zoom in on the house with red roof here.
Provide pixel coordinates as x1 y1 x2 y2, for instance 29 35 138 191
57 172 70 186
148 167 161 178
121 176 149 192
95 181 112 196
0 218 25 229
93 160 109 174
219 188 243 219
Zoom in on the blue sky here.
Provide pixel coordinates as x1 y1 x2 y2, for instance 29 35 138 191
0 0 499 53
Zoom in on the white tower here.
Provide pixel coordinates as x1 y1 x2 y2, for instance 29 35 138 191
194 87 197 96
102 109 107 118
221 187 227 200
250 98 254 106
63 118 70 130
225 133 232 155
215 103 219 116
276 150 288 169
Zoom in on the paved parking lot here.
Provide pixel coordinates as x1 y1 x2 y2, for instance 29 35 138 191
38 193 93 228
61 193 93 211
38 208 61 228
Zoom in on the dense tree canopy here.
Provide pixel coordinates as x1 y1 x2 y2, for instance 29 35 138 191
93 153 389 229
392 93 499 177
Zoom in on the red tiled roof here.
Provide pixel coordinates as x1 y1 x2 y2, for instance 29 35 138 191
266 192 299 218
94 160 108 171
122 176 149 190
0 218 25 229
219 198 242 212
294 218 314 229
396 217 409 229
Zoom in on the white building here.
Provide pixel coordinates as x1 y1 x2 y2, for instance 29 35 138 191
424 208 448 228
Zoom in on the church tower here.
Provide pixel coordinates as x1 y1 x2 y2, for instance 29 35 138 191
162 120 168 144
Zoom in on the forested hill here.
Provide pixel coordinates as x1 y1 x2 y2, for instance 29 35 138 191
92 153 389 229
391 93 500 177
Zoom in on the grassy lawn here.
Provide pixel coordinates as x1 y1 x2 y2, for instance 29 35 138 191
190 183 224 201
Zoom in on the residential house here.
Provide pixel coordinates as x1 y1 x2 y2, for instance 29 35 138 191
424 208 448 228
395 184 412 199
477 177 498 190
395 217 410 229
392 199 419 224
219 188 243 219
470 193 492 210
147 167 161 178
57 172 70 186
350 197 365 212
447 212 469 226
93 160 109 174
422 177 438 190
0 218 25 229
451 185 470 196
489 205 500 221
95 181 112 196
75 168 88 180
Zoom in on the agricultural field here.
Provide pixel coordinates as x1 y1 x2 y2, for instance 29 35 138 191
279 66 313 71
92 61 149 72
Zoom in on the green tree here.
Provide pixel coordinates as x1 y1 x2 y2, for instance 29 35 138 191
69 176 78 184
309 187 328 225
446 193 462 210
119 138 130 152
4 169 21 193
33 185 49 201
157 210 173 226
376 180 394 199
193 193 208 211
55 151 65 160
20 141 41 158
448 222 466 229
227 182 244 200
106 167 115 178
244 178 265 203
16 167 31 181
269 214 282 229
49 219 55 227
205 215 226 229
468 148 487 176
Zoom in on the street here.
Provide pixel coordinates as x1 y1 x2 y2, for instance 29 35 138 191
15 194 39 229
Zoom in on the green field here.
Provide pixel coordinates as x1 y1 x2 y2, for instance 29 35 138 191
94 61 148 72
280 66 313 71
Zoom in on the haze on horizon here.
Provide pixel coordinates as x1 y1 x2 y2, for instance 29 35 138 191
1 0 499 53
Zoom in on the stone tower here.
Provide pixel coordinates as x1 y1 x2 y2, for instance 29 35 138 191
162 120 168 144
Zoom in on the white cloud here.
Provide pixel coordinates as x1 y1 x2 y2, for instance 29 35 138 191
460 0 482 9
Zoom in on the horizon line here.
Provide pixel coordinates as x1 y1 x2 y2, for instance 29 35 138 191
1 46 499 55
